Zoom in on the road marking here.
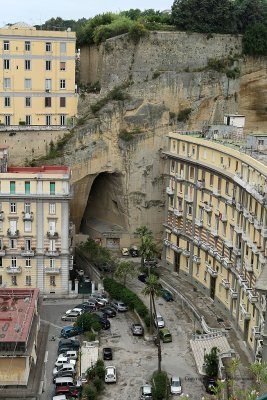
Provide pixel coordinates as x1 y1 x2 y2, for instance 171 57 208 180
41 319 62 330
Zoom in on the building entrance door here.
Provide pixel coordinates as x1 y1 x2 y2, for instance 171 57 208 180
174 252 180 273
210 276 216 300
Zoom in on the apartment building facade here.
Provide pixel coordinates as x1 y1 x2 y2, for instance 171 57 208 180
0 147 72 294
163 132 267 357
0 22 77 127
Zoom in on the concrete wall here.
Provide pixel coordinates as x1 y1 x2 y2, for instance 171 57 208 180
80 45 101 85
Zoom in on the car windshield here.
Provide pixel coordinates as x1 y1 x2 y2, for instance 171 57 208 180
172 380 181 386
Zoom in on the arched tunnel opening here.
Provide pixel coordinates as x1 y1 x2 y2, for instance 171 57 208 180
80 172 128 250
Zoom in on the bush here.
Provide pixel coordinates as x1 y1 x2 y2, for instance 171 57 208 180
93 16 134 44
177 108 192 122
152 371 169 400
128 22 147 43
152 70 161 79
119 129 133 141
85 331 97 341
83 383 97 400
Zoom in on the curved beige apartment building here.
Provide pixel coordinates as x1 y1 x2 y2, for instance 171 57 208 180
163 132 267 358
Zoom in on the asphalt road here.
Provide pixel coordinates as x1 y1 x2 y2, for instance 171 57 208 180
39 276 206 400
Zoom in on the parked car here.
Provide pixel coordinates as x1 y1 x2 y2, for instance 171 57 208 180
121 247 130 256
105 366 117 383
144 258 158 267
170 376 182 395
54 385 81 398
58 338 80 350
159 328 172 343
53 363 75 377
131 323 144 336
85 298 99 308
102 306 116 318
130 246 139 257
53 395 67 400
162 289 174 302
139 383 153 400
58 350 78 361
203 376 217 394
65 308 83 316
91 312 111 330
91 292 109 305
75 303 96 312
154 312 165 328
103 347 113 360
61 311 80 322
52 369 75 383
111 299 128 312
60 325 83 339
55 355 76 368
138 273 148 283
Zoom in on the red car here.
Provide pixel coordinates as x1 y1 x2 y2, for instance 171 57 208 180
55 386 80 398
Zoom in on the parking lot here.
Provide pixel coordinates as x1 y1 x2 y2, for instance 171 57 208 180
40 276 205 400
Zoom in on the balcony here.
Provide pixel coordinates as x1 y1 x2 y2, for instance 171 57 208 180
209 247 218 257
244 258 253 273
234 173 245 187
7 229 19 238
216 253 224 263
252 326 261 339
174 209 183 217
204 203 212 213
238 275 247 287
0 249 6 256
6 266 22 274
222 258 232 270
254 219 263 230
221 214 228 222
252 244 262 255
234 225 242 234
236 202 243 212
261 227 267 238
221 279 230 289
243 208 250 218
166 187 174 196
172 227 182 236
45 267 61 274
230 288 238 299
21 249 35 257
211 228 219 237
182 249 190 258
45 250 60 257
233 246 241 257
193 255 201 264
195 218 203 227
240 303 251 320
243 281 252 294
175 173 184 181
171 243 183 253
185 194 193 203
213 188 221 197
164 239 171 247
248 214 254 224
195 180 205 189
259 253 267 265
0 211 4 221
201 242 209 251
193 237 202 247
224 239 233 249
205 262 218 278
242 231 248 241
226 197 236 206
22 211 33 221
248 291 258 304
47 232 59 239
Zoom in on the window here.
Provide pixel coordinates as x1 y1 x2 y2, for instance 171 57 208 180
0 239 2 250
171 160 175 172
25 60 31 70
45 79 52 90
46 115 51 126
4 40 9 50
5 115 11 126
49 203 56 214
25 97 31 107
60 61 66 71
25 41 31 51
10 202 16 213
26 276 31 286
24 220 32 232
11 275 17 286
48 220 56 234
10 181 15 194
24 203 31 213
50 275 56 286
26 257 31 267
45 97 52 107
60 115 66 126
45 60 51 70
24 181 30 194
60 79 66 89
50 182 55 195
225 181 229 195
0 276 2 285
190 166 194 180
4 97 10 107
210 174 214 187
207 213 211 226
3 59 10 69
11 257 16 267
10 239 17 249
50 239 56 251
46 42 51 52
25 79 32 89
50 258 55 268
4 78 11 89
25 239 31 250
60 42 66 53
60 97 66 107
25 115 31 125
187 204 192 216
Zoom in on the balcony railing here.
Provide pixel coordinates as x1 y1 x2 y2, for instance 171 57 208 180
171 243 183 253
47 232 59 239
233 246 241 257
243 281 252 294
195 180 205 189
259 253 267 265
193 238 202 247
205 262 218 278
224 239 233 249
195 218 203 227
166 187 174 196
22 211 33 221
242 231 248 241
221 214 228 222
248 291 258 304
204 203 212 213
164 239 171 247
211 228 219 237
248 214 254 224
212 188 221 197
209 247 218 257
240 303 251 320
7 229 19 238
6 266 21 274
193 255 201 264
252 244 262 255
175 173 184 181
201 242 209 251
236 202 243 212
234 225 242 234
21 249 35 257
45 267 61 274
243 208 250 218
185 194 193 203
230 288 238 299
221 279 230 289
261 227 267 238
244 258 253 273
0 249 6 256
252 326 261 339
254 219 263 230
45 250 60 257
172 227 182 236
222 258 232 270
216 253 224 263
174 209 183 217
182 249 190 258
238 275 247 287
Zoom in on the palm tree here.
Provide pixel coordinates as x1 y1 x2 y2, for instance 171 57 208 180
142 274 163 372
135 225 156 269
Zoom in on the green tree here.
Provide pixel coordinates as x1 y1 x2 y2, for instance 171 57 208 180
114 260 136 285
249 362 267 395
75 313 101 332
135 225 157 268
79 238 112 267
142 274 163 371
204 347 219 378
243 22 267 55
235 0 267 33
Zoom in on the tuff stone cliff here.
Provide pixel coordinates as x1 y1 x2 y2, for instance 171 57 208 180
7 31 267 244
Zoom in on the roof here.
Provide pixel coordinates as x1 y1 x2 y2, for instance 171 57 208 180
0 145 9 149
7 166 70 174
0 288 39 343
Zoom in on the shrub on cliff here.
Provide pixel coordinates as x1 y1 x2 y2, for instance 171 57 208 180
93 16 134 44
243 22 267 55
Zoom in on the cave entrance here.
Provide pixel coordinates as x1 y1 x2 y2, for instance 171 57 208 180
80 172 128 250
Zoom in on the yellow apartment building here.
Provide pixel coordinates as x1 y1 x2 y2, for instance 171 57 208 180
0 22 77 127
0 146 72 295
163 132 267 358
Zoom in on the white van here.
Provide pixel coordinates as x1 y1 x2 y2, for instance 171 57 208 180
55 355 76 368
154 313 165 328
54 376 74 387
53 363 75 377
53 396 67 400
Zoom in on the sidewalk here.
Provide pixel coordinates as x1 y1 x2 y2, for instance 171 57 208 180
159 264 253 390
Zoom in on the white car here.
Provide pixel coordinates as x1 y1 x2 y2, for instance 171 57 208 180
121 247 130 256
105 366 117 383
58 350 78 360
170 376 182 395
55 355 76 368
65 308 83 315
53 363 75 377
